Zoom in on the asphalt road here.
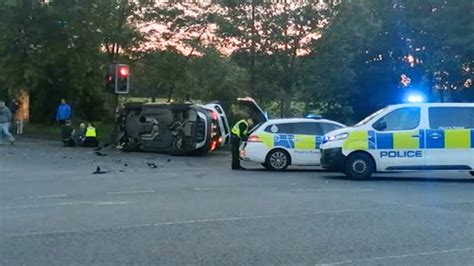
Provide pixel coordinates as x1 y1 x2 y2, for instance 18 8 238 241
1 139 474 265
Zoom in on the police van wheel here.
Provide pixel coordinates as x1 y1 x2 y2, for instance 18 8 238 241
266 149 290 171
345 153 375 180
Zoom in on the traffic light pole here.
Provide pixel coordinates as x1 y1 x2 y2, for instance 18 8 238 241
104 63 129 148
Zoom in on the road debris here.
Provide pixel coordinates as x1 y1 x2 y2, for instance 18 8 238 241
146 162 158 169
92 166 110 174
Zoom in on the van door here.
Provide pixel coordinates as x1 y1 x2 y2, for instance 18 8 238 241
425 107 474 170
371 107 425 170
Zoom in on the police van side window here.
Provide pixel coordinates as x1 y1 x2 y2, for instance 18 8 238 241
429 107 474 129
373 107 420 131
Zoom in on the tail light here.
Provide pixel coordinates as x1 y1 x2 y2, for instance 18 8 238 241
211 111 218 121
210 140 218 151
247 135 262 143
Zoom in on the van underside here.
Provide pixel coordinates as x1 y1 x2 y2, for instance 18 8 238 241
118 104 210 155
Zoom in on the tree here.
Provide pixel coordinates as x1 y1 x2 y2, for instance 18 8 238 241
0 0 154 122
216 1 339 117
312 0 474 121
132 49 187 102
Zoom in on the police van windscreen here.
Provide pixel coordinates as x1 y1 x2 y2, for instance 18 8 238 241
354 107 387 127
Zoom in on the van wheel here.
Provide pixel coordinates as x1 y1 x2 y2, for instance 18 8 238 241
265 149 290 171
344 152 375 180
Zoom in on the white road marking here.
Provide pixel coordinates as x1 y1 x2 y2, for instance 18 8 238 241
194 187 375 192
1 201 139 210
315 247 474 265
106 190 154 195
371 200 421 208
293 188 374 192
7 205 412 237
14 194 68 200
194 187 237 191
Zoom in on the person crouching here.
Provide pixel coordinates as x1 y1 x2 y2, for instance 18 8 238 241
82 123 99 147
73 123 86 146
61 120 75 147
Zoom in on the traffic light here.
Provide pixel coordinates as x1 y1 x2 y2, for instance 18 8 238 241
115 64 130 94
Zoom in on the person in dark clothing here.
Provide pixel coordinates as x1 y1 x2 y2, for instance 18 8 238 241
231 118 253 170
7 99 19 134
61 120 75 147
8 99 18 116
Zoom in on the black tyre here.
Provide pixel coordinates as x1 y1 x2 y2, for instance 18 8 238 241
344 152 375 180
265 149 290 171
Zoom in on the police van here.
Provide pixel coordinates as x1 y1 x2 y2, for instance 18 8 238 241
320 103 474 179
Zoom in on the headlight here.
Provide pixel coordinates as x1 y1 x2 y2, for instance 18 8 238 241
325 132 349 143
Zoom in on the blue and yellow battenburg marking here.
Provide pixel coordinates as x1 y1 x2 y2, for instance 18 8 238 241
262 134 324 150
344 129 473 150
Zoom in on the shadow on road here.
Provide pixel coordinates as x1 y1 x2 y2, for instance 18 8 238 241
322 175 474 183
242 168 330 173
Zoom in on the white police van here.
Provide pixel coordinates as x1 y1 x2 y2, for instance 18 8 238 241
320 103 474 179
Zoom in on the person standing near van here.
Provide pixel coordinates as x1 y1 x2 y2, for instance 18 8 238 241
56 98 72 126
0 101 15 145
231 118 253 170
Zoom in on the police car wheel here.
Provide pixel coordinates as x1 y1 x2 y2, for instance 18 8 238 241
266 149 290 171
345 153 375 180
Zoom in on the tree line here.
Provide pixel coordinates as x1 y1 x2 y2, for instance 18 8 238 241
0 0 472 124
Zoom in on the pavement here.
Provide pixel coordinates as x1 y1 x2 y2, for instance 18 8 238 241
1 138 474 265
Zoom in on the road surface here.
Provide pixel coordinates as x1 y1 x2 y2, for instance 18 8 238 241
1 139 473 265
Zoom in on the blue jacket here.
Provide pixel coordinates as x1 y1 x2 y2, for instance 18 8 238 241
56 103 72 121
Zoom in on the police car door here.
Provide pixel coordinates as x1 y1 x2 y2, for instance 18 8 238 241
292 122 322 165
272 123 297 161
425 106 474 169
371 107 425 170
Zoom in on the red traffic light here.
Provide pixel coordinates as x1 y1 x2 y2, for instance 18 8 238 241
118 66 129 77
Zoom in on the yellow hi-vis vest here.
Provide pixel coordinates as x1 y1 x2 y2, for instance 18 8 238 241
85 126 97 138
231 120 249 137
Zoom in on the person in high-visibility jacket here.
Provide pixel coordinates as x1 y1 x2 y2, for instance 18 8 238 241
82 123 99 147
231 118 253 170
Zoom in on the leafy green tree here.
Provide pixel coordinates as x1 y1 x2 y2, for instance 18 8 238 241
216 1 339 117
312 0 473 121
0 0 154 122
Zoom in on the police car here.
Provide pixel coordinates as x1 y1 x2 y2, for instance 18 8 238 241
320 103 474 179
241 118 345 171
